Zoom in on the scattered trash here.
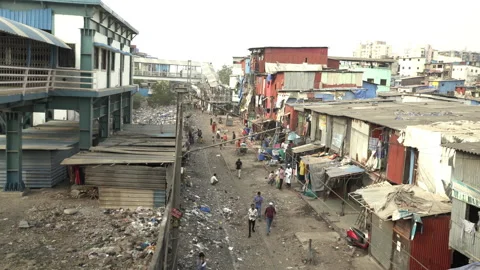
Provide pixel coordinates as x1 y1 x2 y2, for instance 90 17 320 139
63 208 78 215
199 206 211 213
228 247 233 251
18 220 30 229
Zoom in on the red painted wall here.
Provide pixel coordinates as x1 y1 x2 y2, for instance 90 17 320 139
314 72 322 89
386 134 406 185
410 215 451 270
284 104 298 130
328 59 340 69
254 47 329 73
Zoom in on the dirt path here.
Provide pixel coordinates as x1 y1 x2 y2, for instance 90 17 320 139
177 111 367 270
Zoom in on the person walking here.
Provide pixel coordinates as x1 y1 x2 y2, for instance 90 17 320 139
223 132 228 147
231 131 236 144
211 121 217 133
210 117 213 125
254 192 264 220
197 252 207 270
278 166 285 190
285 164 293 188
235 158 243 179
210 173 219 185
265 202 277 236
267 170 275 186
248 204 257 238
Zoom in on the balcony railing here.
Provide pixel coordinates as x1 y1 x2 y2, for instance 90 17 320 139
0 65 98 95
134 70 203 79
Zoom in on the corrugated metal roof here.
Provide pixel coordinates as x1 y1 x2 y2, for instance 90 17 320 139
442 142 480 155
26 0 138 33
265 62 324 73
304 101 480 130
0 8 52 30
0 16 70 49
329 56 395 63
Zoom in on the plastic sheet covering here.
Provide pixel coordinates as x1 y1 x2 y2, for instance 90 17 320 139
450 262 480 270
352 184 451 220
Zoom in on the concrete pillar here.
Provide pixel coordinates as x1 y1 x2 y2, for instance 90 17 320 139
79 98 93 150
99 96 111 140
80 28 95 89
113 93 123 131
123 92 132 124
4 112 24 191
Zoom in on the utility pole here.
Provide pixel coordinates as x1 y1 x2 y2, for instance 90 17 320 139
170 85 188 269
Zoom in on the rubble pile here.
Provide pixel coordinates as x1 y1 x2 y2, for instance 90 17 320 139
3 202 165 269
176 177 239 269
132 105 177 125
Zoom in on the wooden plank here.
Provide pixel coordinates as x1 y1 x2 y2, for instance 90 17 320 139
87 167 167 173
85 173 166 180
61 158 174 165
99 187 155 194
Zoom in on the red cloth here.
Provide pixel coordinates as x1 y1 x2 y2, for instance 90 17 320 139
264 206 276 218
211 123 216 133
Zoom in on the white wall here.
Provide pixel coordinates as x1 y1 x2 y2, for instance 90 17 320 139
123 54 131 86
33 113 46 126
399 57 426 77
110 40 121 87
452 65 480 86
53 14 83 70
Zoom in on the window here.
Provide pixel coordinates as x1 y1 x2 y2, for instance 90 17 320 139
380 79 387 86
418 59 420 61
304 58 308 63
402 67 405 69
367 78 374 83
94 47 99 69
438 64 442 68
417 67 419 70
58 43 76 68
403 59 405 61
408 67 411 69
466 204 480 224
101 49 107 70
409 58 411 61
110 51 115 71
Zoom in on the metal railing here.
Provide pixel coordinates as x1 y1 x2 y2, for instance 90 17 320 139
134 70 203 79
0 65 98 95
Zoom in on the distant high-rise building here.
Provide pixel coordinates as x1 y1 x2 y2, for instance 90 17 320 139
403 45 435 63
353 41 392 59
438 50 480 62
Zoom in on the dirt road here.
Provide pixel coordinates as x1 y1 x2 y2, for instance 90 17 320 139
177 111 376 270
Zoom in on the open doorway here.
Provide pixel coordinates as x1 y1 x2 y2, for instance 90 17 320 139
451 250 470 268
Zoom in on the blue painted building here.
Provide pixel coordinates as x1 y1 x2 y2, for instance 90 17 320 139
362 81 379 96
429 79 465 94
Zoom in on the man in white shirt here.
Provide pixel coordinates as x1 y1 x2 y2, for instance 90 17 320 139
285 164 293 188
210 173 219 185
248 203 257 238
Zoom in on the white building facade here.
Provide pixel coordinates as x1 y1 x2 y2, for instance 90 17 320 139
452 65 480 86
353 41 392 59
399 57 426 77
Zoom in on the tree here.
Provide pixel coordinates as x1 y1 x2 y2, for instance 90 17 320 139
147 81 176 107
217 65 232 85
133 93 145 109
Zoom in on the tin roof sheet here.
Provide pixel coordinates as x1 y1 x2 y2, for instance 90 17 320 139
0 16 70 48
304 101 480 130
442 142 480 155
292 143 324 154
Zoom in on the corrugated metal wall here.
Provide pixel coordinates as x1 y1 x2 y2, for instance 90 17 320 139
453 151 480 189
350 119 370 163
387 134 406 184
99 187 166 209
283 72 315 90
321 72 363 88
410 215 451 270
0 146 77 188
265 47 328 65
0 8 53 31
85 165 167 190
371 214 394 270
449 198 480 261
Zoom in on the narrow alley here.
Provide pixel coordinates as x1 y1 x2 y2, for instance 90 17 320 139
176 111 380 270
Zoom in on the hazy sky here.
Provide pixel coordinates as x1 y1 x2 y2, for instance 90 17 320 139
104 0 480 69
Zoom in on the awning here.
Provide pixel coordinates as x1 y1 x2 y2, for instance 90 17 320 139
0 16 70 49
326 165 364 178
94 42 133 56
292 143 324 154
